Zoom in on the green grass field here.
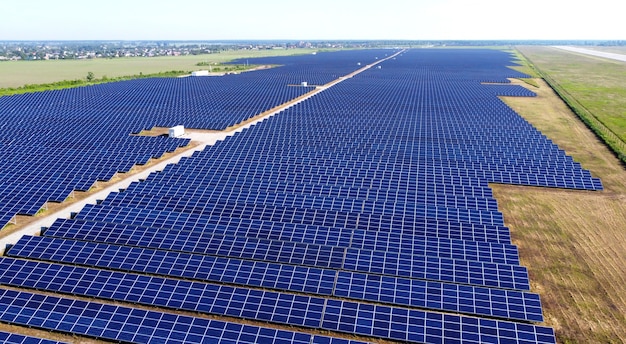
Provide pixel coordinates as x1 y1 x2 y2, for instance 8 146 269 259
516 46 626 148
0 48 320 89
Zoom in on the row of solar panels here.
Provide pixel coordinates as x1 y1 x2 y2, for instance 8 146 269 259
198 148 583 166
146 155 593 179
120 185 501 213
139 158 598 191
125 179 499 210
37 217 523 289
0 332 62 344
0 287 368 344
0 253 543 322
45 217 519 264
72 202 515 244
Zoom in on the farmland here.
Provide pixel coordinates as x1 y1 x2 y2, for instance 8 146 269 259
0 48 320 89
493 48 626 343
516 46 626 162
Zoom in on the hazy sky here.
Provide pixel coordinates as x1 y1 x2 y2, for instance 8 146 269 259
1 0 623 40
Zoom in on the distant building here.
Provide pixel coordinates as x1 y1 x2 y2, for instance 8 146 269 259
191 70 210 77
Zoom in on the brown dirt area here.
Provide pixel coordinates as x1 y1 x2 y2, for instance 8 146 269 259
493 78 626 343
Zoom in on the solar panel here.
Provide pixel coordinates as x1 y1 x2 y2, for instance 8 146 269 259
0 50 396 229
0 332 65 344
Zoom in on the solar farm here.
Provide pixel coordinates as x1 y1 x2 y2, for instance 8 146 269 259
0 48 606 343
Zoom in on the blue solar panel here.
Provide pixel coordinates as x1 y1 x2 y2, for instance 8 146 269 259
321 299 555 343
0 49 394 229
0 332 65 344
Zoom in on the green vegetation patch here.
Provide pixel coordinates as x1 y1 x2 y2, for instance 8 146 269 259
0 70 189 97
517 46 626 163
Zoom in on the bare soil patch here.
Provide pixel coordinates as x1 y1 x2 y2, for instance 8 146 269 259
493 77 626 343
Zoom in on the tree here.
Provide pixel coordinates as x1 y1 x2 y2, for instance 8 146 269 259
86 71 94 82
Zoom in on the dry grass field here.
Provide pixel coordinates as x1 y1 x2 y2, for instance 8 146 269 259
0 48 318 89
493 72 626 343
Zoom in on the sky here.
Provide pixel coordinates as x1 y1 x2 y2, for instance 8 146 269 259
1 0 624 41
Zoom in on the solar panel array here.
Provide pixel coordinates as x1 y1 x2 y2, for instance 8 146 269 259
0 49 389 230
0 48 601 343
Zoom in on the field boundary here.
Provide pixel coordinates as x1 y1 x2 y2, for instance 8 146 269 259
515 48 626 165
0 70 190 97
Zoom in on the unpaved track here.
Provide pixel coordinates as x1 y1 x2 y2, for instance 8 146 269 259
494 77 626 343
